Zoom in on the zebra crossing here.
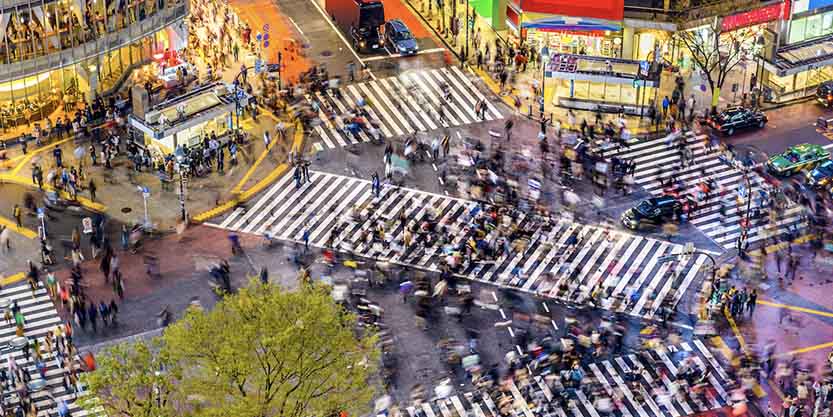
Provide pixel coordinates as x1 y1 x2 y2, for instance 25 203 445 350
0 283 92 416
608 131 827 249
397 340 733 417
305 66 503 149
212 170 707 319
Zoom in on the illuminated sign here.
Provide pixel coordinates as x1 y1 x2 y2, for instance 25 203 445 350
721 1 790 31
518 0 624 21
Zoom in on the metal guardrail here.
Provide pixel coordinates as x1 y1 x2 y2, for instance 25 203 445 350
0 3 188 84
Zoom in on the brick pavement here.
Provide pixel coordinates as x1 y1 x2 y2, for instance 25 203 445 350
50 224 302 347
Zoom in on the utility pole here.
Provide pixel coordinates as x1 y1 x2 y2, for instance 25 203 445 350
179 170 188 222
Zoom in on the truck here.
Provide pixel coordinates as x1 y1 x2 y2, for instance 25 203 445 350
325 0 385 53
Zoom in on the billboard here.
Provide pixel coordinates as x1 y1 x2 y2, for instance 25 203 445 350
519 0 624 21
795 0 833 14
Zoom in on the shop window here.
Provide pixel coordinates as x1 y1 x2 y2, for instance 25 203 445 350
795 71 809 90
621 85 637 105
589 81 605 101
768 73 793 94
606 84 621 103
789 18 806 44
806 15 823 40
824 12 833 34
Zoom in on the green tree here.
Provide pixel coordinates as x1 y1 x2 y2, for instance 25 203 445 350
79 338 185 417
163 280 380 417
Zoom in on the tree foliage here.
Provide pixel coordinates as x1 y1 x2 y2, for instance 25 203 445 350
676 22 754 110
82 281 380 417
79 338 184 417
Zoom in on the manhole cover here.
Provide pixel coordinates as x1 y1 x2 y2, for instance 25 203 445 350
121 207 132 214
321 50 333 57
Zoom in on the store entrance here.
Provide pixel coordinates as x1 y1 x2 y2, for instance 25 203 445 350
526 29 621 58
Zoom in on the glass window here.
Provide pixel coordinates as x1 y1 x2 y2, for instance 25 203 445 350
795 70 808 90
606 84 621 103
824 11 833 34
806 14 823 39
789 18 806 44
621 85 637 105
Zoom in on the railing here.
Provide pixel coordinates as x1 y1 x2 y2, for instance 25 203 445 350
0 3 188 84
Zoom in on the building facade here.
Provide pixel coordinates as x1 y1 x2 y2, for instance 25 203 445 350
0 0 189 129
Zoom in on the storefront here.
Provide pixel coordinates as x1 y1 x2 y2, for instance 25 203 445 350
503 0 624 54
0 12 186 132
758 0 833 102
547 54 659 114
128 82 245 159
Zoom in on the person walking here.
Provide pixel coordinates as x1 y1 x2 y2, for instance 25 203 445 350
263 130 272 154
302 228 310 252
687 94 696 120
294 166 302 189
747 289 757 315
371 172 381 197
0 225 11 253
88 179 97 202
12 204 22 228
662 96 670 118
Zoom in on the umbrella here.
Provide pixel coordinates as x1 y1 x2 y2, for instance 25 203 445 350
564 190 580 206
399 281 413 294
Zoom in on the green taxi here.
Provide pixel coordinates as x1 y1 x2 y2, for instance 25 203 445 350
766 143 830 176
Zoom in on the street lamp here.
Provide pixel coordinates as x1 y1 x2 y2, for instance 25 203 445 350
737 173 752 254
174 148 188 223
541 51 550 120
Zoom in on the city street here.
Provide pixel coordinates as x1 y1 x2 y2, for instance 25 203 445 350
4 0 833 415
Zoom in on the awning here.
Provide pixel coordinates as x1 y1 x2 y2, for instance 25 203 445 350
521 16 622 32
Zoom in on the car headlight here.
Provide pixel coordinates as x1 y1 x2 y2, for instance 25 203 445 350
360 41 366 47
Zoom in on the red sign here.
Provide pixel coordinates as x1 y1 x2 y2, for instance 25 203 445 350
518 0 624 21
721 1 789 32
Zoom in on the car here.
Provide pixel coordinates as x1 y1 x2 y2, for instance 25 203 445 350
767 143 831 176
707 106 767 136
807 159 833 187
817 80 833 107
621 195 683 230
383 19 418 55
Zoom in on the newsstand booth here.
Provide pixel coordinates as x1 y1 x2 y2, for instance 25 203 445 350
128 83 248 163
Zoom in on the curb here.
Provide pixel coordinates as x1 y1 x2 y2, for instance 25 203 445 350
1 272 25 286
0 215 38 240
191 123 305 223
0 174 107 213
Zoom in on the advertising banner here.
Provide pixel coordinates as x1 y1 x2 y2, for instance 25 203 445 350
519 0 624 21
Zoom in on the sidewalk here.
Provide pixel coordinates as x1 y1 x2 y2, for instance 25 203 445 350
723 239 833 413
50 224 302 348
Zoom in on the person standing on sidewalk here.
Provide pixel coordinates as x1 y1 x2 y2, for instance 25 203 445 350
13 204 22 228
88 179 97 202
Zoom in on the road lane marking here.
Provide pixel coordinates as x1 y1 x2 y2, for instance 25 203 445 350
757 299 833 318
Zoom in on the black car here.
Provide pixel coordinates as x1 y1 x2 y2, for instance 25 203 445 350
621 195 683 230
817 80 833 108
383 19 418 55
707 106 767 136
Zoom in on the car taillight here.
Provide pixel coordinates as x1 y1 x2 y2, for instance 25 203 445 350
827 94 832 101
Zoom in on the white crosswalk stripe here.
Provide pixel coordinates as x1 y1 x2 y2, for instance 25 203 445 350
384 342 732 417
608 131 813 249
0 283 99 416
306 67 502 150
211 170 706 319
